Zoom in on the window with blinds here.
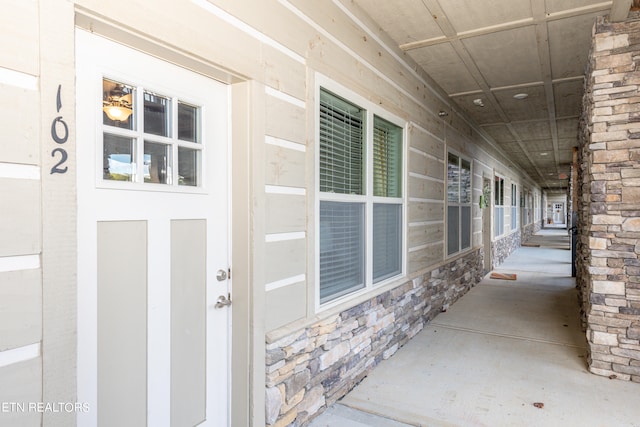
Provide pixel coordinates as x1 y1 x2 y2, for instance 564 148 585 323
318 87 404 304
494 175 505 237
511 183 517 231
320 90 364 195
447 153 472 256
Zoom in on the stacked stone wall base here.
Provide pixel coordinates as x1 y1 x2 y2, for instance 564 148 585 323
265 249 484 426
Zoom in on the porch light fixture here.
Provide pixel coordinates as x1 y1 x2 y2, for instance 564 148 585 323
473 98 484 107
513 93 529 100
103 85 133 121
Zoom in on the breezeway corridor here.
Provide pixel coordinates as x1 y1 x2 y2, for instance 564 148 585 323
310 229 640 426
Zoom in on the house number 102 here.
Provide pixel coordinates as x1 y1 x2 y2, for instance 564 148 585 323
50 84 69 174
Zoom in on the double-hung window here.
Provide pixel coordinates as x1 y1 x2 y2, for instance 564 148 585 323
447 153 471 255
511 183 518 231
318 87 404 305
494 175 505 237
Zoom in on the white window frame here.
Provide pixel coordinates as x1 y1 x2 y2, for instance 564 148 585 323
98 75 208 194
511 183 518 231
494 174 505 238
315 75 407 310
446 150 472 257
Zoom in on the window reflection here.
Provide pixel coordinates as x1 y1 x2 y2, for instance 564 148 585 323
144 141 171 184
103 134 135 181
103 79 134 129
144 92 170 137
178 147 199 186
178 102 200 143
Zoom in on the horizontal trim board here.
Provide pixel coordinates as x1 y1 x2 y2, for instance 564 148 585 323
409 197 444 204
0 343 40 368
410 122 445 143
265 274 306 292
408 241 442 252
191 0 305 64
408 172 445 184
265 86 306 108
409 147 444 162
265 185 306 195
0 255 40 272
409 220 444 227
0 163 40 180
0 67 38 90
265 135 306 152
265 232 306 243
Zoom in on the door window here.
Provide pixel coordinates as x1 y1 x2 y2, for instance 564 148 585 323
102 78 202 187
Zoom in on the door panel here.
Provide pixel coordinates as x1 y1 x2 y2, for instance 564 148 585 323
97 221 147 427
76 30 230 427
171 219 206 427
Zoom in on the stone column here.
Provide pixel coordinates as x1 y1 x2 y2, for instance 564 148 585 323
578 14 640 382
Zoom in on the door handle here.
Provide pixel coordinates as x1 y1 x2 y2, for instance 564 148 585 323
215 294 232 309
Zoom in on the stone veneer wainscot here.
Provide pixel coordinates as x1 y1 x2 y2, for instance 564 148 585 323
264 249 484 426
491 230 521 270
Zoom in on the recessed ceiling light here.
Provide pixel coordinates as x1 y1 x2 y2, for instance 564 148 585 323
513 93 529 100
540 152 548 156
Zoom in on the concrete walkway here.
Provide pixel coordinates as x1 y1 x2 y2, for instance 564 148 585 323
309 228 640 427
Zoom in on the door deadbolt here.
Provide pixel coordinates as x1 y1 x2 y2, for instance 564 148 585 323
216 269 227 281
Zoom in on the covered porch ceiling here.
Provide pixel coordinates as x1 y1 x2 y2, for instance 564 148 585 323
349 0 635 192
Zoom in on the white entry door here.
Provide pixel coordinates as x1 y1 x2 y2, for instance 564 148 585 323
553 203 564 224
76 30 230 427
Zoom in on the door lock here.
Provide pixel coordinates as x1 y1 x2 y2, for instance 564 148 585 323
215 294 232 309
216 269 227 281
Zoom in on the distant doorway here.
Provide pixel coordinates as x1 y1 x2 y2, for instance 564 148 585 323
553 203 565 224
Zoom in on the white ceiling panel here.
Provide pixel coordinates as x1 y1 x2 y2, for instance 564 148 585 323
554 79 584 118
557 118 579 138
438 0 532 33
494 85 548 122
501 142 525 153
545 0 611 14
548 13 601 79
512 120 552 140
349 0 620 190
451 93 503 124
557 149 575 164
558 137 578 150
410 43 481 94
482 124 517 143
462 26 542 87
355 0 443 45
525 139 555 152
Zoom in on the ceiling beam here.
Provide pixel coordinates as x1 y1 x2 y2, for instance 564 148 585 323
400 2 613 51
532 0 561 190
610 0 632 21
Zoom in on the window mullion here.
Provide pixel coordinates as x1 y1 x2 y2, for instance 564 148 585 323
171 96 179 186
365 110 373 289
135 86 145 183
